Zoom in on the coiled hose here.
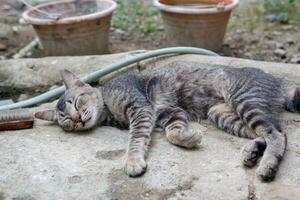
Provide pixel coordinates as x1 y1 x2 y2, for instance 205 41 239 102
0 47 219 111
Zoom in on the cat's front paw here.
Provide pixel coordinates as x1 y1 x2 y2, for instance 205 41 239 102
123 154 147 177
242 137 266 168
167 129 202 149
242 142 260 167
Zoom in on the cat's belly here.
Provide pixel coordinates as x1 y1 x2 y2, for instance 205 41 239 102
180 92 224 121
183 100 212 120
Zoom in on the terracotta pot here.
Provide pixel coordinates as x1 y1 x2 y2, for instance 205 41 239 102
154 0 239 52
22 0 117 56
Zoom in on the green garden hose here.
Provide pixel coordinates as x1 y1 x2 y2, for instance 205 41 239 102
0 47 219 111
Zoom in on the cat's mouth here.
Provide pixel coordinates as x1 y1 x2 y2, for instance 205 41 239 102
78 117 89 127
77 114 94 129
71 109 98 131
81 109 93 122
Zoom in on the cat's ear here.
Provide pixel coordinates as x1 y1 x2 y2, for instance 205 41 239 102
34 110 57 122
60 69 84 89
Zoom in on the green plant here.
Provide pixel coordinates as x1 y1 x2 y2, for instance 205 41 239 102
264 0 295 23
139 23 158 33
111 0 162 34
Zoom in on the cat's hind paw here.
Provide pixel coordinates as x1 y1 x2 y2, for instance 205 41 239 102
256 156 279 182
167 128 202 149
123 154 147 177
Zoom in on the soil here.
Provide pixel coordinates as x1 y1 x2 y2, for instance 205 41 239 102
0 0 299 63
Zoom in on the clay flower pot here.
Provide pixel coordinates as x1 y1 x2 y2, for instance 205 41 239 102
22 0 117 56
154 0 239 52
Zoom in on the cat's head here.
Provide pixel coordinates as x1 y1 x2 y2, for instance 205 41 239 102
35 69 104 132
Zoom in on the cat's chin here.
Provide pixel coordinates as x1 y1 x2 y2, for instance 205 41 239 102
73 120 96 132
82 120 96 130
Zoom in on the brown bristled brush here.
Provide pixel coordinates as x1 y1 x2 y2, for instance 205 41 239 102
0 109 34 131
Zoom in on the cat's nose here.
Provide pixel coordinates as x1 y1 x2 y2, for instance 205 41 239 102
72 113 81 123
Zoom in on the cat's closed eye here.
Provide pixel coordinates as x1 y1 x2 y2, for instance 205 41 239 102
75 94 87 110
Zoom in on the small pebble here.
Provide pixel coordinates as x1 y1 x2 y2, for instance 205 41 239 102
291 56 300 64
0 43 7 51
114 28 127 36
276 43 285 49
286 38 294 45
12 26 19 33
274 49 286 58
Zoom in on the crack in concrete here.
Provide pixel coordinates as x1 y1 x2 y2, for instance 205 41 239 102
247 182 257 200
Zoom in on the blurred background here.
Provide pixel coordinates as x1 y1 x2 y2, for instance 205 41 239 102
0 0 299 63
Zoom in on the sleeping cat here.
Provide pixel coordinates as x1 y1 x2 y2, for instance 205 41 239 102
35 61 299 182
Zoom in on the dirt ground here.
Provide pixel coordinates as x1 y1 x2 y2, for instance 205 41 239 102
0 0 299 64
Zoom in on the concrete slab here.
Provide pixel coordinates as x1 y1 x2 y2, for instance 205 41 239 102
1 53 300 200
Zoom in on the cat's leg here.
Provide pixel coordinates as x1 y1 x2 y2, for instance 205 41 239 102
124 102 156 177
208 103 266 167
157 107 202 148
234 100 286 181
208 103 258 139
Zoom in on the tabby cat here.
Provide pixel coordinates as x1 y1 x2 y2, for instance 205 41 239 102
35 61 298 182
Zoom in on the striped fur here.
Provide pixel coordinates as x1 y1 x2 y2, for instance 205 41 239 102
35 62 300 181
208 103 257 139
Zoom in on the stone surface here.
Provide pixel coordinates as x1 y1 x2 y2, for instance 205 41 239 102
261 184 300 200
2 51 300 94
0 50 145 94
1 53 300 199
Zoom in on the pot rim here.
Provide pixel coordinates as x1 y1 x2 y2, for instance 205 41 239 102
22 0 117 25
154 0 239 14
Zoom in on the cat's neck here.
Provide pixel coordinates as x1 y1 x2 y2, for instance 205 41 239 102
94 87 113 126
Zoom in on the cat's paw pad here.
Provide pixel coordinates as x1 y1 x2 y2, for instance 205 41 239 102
123 155 147 177
167 129 202 149
242 142 260 168
256 158 279 182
